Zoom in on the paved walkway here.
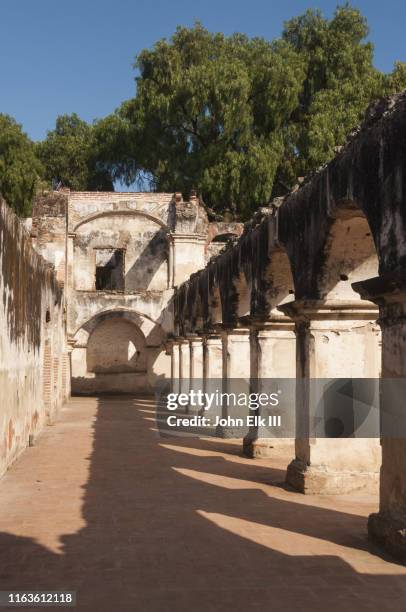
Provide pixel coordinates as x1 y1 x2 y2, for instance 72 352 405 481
0 397 405 611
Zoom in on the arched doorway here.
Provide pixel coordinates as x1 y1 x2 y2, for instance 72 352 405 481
70 310 167 395
87 317 146 374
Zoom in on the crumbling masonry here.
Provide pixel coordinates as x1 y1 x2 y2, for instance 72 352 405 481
2 93 406 563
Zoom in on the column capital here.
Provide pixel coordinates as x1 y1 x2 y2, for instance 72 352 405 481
353 273 406 327
279 299 377 322
353 272 406 305
187 334 204 345
204 333 222 345
164 338 175 353
223 327 251 338
248 314 295 333
169 232 207 243
203 323 225 336
173 336 188 345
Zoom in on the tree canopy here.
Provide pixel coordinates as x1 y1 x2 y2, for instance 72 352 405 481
97 5 406 217
116 27 305 217
37 113 113 192
1 3 406 218
0 114 43 216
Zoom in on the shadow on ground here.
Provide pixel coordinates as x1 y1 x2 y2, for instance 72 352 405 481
0 396 405 611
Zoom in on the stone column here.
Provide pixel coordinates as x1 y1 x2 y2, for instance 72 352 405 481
280 300 381 495
171 339 181 395
202 333 223 423
178 338 190 409
222 327 251 379
189 336 204 379
217 327 251 438
204 333 223 379
354 274 406 563
243 318 296 458
164 339 174 391
171 234 207 287
188 335 204 415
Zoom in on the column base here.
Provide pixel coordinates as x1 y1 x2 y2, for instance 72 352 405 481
243 437 294 458
215 424 248 439
286 458 379 495
368 511 406 564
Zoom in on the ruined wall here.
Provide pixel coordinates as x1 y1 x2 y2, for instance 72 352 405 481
28 190 212 395
205 221 244 261
73 215 168 292
31 192 68 286
0 198 69 477
29 188 239 396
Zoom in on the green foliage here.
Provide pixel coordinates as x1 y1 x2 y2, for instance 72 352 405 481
37 113 113 191
385 61 406 93
278 4 384 184
0 114 43 216
104 24 305 216
102 6 401 216
4 4 406 219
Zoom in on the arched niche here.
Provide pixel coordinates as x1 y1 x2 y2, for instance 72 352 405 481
318 213 378 300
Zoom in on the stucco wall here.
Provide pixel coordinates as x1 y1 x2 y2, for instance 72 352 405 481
0 199 69 477
73 214 169 293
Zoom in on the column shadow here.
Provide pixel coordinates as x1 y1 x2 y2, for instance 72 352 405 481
0 396 405 611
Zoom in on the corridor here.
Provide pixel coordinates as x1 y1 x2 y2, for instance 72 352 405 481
0 397 405 611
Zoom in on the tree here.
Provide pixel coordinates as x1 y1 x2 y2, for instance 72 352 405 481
37 113 113 191
99 24 305 217
276 4 385 190
385 61 406 94
71 7 406 217
0 114 43 216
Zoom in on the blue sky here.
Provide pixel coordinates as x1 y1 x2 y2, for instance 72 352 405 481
0 0 404 142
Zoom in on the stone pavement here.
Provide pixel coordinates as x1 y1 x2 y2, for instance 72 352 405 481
0 396 405 611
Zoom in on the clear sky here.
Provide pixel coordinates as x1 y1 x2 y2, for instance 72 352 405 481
0 0 404 142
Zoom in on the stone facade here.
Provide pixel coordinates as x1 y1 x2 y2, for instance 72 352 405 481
30 190 242 395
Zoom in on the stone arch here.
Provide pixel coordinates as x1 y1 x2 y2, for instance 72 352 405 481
73 212 170 292
209 284 223 327
233 271 251 319
187 279 204 332
212 232 238 243
263 247 295 318
70 308 167 395
206 231 240 259
317 211 378 300
73 308 165 348
73 209 169 233
87 316 147 374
